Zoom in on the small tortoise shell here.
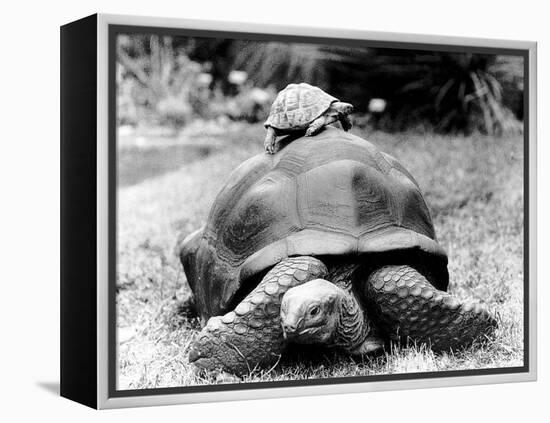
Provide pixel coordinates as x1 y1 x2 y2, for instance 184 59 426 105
264 83 338 130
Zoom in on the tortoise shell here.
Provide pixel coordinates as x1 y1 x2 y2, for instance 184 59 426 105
180 127 448 319
264 83 338 130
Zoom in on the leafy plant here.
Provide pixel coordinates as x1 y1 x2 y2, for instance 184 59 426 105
117 34 209 127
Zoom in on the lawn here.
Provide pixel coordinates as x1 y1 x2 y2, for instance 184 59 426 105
116 123 524 389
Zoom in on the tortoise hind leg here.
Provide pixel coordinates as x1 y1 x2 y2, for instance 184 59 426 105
178 227 203 320
188 256 328 376
363 265 497 351
264 127 278 154
350 329 385 356
179 292 198 318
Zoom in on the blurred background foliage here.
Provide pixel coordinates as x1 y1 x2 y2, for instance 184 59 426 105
117 33 524 135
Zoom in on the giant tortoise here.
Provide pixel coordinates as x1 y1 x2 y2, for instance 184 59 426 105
180 127 496 376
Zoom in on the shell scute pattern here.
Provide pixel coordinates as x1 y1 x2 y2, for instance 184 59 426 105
266 83 338 130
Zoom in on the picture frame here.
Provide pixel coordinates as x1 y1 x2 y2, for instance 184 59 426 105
60 13 537 409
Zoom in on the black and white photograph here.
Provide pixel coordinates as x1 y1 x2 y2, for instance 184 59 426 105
4 0 550 418
113 25 528 392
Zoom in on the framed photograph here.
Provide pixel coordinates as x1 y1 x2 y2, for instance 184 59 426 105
60 13 537 409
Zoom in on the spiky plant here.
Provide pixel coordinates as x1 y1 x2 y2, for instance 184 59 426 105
319 48 522 134
396 52 521 134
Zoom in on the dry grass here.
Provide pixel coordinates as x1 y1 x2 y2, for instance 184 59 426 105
116 124 524 390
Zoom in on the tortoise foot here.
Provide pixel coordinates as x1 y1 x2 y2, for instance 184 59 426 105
178 292 198 318
215 371 242 384
264 128 277 154
188 256 328 375
305 125 322 137
350 334 385 356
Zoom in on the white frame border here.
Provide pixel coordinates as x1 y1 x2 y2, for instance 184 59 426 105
96 13 537 409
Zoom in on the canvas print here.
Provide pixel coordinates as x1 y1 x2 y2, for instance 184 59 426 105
114 29 526 391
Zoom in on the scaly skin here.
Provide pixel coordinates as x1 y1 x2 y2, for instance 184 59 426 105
188 256 328 375
364 265 497 351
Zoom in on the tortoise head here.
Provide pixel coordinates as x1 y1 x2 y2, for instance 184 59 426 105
333 101 354 115
280 279 342 344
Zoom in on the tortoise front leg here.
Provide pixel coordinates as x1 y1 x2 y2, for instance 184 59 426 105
363 265 497 351
306 115 333 136
338 114 353 131
188 256 328 376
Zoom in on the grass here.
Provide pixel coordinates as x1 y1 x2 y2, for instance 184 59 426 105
116 123 524 389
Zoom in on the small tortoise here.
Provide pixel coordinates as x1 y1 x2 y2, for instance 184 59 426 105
263 83 354 154
180 127 496 376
